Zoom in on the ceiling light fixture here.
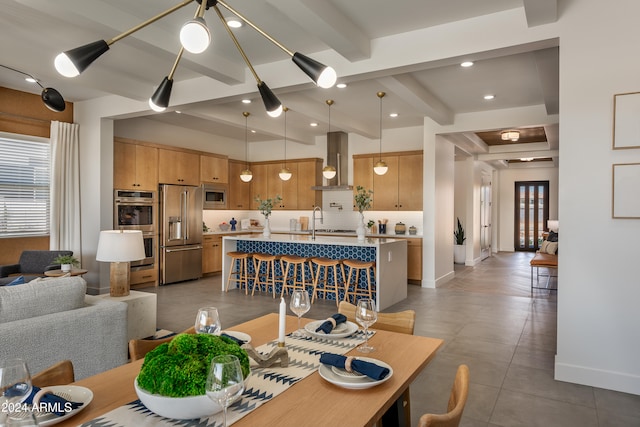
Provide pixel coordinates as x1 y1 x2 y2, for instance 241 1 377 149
336 83 347 89
389 112 398 118
226 19 242 28
279 107 292 181
483 94 495 100
240 111 253 183
0 64 66 112
520 157 534 162
461 61 474 67
322 99 337 180
501 130 520 141
241 99 251 104
374 91 388 176
53 0 336 116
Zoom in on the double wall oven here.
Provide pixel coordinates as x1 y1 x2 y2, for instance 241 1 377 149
114 189 157 269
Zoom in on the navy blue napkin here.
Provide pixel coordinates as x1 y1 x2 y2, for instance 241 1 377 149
221 332 246 345
22 386 83 416
319 353 390 381
315 313 347 334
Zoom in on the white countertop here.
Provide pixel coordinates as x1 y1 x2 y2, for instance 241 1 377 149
223 233 406 247
205 229 423 238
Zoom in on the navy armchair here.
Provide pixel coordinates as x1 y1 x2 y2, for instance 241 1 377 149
0 250 73 284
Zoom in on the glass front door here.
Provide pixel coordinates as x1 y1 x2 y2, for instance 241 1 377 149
514 181 549 251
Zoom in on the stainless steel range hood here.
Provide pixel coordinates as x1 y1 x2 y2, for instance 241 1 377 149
311 131 353 191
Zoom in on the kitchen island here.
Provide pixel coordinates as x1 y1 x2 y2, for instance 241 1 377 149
222 234 407 310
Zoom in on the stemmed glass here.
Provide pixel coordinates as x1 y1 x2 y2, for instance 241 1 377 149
289 290 311 336
205 355 245 427
195 307 221 335
355 299 378 353
0 358 38 426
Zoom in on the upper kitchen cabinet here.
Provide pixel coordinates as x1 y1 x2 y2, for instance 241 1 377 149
228 160 251 209
114 139 158 190
200 154 228 184
250 163 268 210
296 159 323 209
158 148 200 186
250 158 322 210
353 151 423 211
267 162 298 210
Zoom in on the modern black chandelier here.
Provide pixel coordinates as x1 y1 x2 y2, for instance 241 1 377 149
53 0 336 116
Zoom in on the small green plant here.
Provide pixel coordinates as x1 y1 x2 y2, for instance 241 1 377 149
454 217 466 245
367 219 376 229
53 254 80 266
254 194 282 217
354 186 373 213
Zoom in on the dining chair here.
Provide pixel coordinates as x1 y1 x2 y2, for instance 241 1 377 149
128 326 196 362
32 360 75 387
338 301 416 426
418 364 470 427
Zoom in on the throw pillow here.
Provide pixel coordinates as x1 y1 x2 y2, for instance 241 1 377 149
6 276 25 286
547 230 558 242
540 241 550 253
545 242 558 255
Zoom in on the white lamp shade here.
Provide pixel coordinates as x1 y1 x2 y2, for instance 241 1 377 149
279 167 292 181
180 18 211 54
322 165 337 179
96 230 145 262
240 169 253 182
547 220 559 232
374 160 388 175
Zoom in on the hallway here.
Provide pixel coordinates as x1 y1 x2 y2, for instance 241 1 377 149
142 252 640 426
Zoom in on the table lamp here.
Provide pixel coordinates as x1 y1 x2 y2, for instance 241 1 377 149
547 220 559 232
96 230 145 297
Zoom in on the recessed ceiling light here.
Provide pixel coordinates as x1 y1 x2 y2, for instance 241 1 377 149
336 83 347 89
310 122 318 127
24 77 37 83
227 19 242 28
251 129 256 133
389 113 398 118
241 99 251 104
460 61 474 67
175 110 182 114
484 94 495 100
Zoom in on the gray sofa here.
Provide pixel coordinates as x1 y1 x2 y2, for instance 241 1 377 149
0 276 128 379
0 250 73 285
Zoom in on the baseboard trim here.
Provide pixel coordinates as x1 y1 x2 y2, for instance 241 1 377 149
555 357 640 395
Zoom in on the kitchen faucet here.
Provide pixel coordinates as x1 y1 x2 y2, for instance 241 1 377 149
312 206 323 240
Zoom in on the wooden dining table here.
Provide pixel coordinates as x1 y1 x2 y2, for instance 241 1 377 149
56 314 443 427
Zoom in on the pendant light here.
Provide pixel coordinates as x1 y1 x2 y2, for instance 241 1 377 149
374 91 388 175
240 111 253 183
279 107 292 181
322 99 337 180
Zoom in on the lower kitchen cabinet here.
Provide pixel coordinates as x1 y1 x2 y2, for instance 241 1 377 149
406 238 423 284
203 235 223 274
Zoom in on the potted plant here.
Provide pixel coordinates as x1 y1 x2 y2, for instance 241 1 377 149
254 194 282 237
53 254 80 272
354 186 373 241
367 219 376 234
454 217 466 264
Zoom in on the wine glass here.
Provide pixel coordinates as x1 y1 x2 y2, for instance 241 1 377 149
205 355 245 427
195 307 221 335
0 358 38 426
355 299 377 353
289 290 311 336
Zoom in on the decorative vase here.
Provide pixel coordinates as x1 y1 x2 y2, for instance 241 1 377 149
356 213 366 241
61 263 72 272
263 217 271 237
454 244 465 264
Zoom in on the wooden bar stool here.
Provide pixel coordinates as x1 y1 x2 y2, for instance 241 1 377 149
342 259 376 304
225 251 252 294
311 257 344 306
280 255 312 297
252 253 279 297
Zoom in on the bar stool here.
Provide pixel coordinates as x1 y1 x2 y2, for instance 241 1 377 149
342 259 376 304
311 257 344 307
225 251 252 294
252 253 279 297
280 255 312 297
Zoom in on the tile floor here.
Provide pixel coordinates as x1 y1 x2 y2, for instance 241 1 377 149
139 252 640 427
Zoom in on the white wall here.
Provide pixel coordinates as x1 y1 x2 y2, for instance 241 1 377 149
555 0 640 394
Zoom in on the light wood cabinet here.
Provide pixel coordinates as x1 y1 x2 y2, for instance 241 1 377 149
250 159 322 210
202 234 222 274
158 149 200 185
130 267 158 287
250 163 268 210
113 141 158 190
406 238 423 283
267 163 298 210
228 160 251 209
200 155 228 184
296 159 322 209
353 151 423 211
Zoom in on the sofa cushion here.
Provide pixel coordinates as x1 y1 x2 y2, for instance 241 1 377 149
0 276 86 323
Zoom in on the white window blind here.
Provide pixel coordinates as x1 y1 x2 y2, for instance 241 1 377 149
0 135 50 237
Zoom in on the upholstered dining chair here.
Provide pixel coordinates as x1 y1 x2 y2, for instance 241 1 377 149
338 301 416 426
32 360 75 387
418 364 470 427
128 326 196 362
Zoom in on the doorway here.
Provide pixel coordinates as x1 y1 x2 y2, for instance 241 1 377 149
480 173 492 260
514 181 549 252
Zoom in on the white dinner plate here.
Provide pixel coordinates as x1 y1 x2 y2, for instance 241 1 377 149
222 330 252 344
318 357 393 390
304 320 358 339
33 385 93 426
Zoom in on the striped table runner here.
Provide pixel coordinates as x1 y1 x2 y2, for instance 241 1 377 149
80 330 373 427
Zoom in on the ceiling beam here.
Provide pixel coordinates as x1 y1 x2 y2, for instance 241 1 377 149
477 149 558 161
523 0 558 27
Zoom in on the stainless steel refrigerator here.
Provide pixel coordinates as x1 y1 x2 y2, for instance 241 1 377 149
159 184 203 285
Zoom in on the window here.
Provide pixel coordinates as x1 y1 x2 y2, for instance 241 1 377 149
0 133 50 237
514 181 549 251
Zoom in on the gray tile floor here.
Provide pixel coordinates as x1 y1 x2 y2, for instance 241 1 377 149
139 252 640 427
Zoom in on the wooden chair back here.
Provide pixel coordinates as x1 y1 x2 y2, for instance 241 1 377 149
418 364 470 427
338 301 416 334
128 326 196 362
32 360 75 387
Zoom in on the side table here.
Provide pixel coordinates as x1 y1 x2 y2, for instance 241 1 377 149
44 268 88 277
99 290 157 341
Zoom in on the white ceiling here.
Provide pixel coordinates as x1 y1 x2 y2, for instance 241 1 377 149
0 0 559 168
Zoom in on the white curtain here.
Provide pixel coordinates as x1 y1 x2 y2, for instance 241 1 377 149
49 121 82 260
